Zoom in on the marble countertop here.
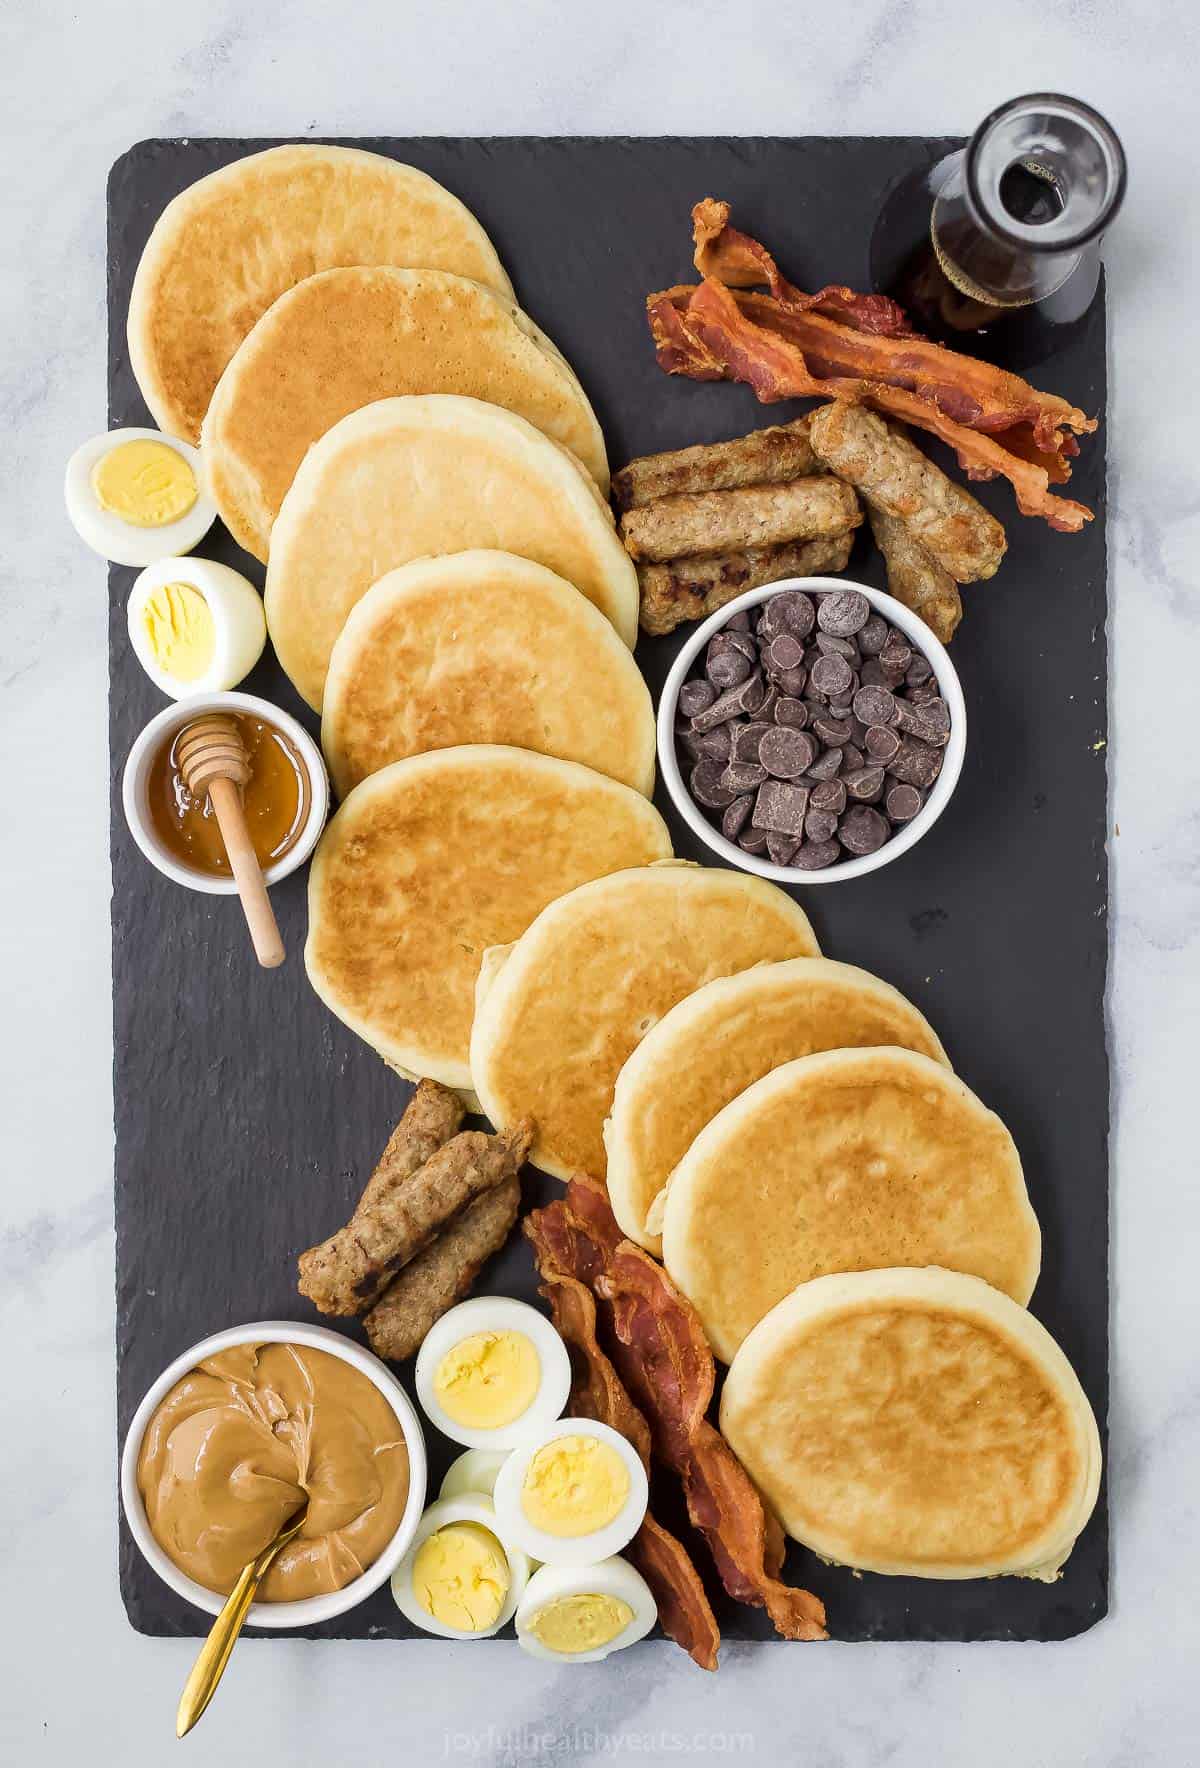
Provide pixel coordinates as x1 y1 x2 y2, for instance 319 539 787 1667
3 2 1197 1762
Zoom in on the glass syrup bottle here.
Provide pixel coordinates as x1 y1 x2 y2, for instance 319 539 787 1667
870 94 1126 351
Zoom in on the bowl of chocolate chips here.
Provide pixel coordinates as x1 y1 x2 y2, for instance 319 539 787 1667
658 577 966 883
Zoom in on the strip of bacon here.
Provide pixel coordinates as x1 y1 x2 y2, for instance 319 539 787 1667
691 196 917 338
648 201 1098 532
536 1264 721 1671
525 1179 827 1643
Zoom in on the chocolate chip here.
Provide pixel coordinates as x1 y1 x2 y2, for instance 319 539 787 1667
691 759 737 809
692 725 732 761
753 780 810 835
853 684 897 727
740 825 770 854
765 634 805 674
757 683 779 723
858 614 888 655
791 838 841 870
721 760 768 794
886 783 923 823
707 646 753 691
905 654 933 686
765 590 816 639
838 805 890 855
806 747 844 781
844 765 886 802
864 724 901 765
809 654 853 698
691 671 766 731
766 832 800 866
722 794 754 840
774 665 808 697
879 629 913 675
886 737 944 788
774 697 808 729
760 727 816 778
817 589 870 637
726 609 752 632
679 678 717 719
816 630 859 661
813 715 853 747
804 808 839 843
731 722 771 763
859 658 889 687
841 743 865 774
810 778 846 815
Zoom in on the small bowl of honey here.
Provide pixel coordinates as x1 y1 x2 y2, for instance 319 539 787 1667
122 692 329 894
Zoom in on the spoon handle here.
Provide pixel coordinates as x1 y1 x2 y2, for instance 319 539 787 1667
176 1516 304 1739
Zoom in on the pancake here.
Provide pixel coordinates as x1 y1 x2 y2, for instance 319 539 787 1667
720 1268 1101 1580
470 863 820 1182
321 553 655 800
305 746 670 1094
605 958 950 1255
202 268 609 559
128 144 512 443
265 395 638 710
661 1047 1040 1362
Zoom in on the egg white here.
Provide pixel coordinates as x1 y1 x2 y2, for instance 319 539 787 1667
492 1417 649 1567
127 556 266 699
515 1557 658 1662
415 1296 572 1450
439 1448 511 1503
65 429 216 568
391 1495 532 1640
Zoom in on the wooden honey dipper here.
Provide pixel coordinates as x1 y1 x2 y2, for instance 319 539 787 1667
175 714 285 969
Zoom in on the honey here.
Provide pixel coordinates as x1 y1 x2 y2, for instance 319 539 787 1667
148 713 310 877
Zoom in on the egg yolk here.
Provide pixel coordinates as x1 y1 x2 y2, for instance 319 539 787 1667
92 439 198 528
412 1522 510 1632
521 1435 630 1539
141 581 216 683
526 1592 634 1655
434 1330 540 1431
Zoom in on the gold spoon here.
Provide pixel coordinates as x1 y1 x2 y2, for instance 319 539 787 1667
176 1499 309 1739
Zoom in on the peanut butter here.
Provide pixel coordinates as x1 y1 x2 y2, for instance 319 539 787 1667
136 1342 410 1602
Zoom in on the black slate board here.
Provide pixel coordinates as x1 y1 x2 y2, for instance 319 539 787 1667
109 137 1109 1644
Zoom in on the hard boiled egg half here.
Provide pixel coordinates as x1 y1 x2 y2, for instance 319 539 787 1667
391 1495 531 1640
493 1418 649 1567
515 1558 657 1662
415 1296 571 1450
66 429 215 567
127 557 266 698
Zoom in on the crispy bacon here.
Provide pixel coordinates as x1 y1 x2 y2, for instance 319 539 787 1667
648 200 1097 532
535 1262 721 1671
525 1178 828 1643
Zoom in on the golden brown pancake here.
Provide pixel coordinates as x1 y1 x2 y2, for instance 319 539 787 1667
128 144 512 443
661 1047 1040 1362
305 747 671 1093
720 1268 1101 1580
265 395 638 710
605 958 950 1255
321 553 655 801
202 268 608 559
469 863 820 1181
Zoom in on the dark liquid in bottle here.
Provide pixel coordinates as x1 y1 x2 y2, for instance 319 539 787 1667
869 157 1089 368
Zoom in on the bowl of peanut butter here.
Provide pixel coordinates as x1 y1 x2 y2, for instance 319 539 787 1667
121 1322 427 1628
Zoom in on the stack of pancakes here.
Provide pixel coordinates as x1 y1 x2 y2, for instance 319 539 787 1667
131 146 1100 1592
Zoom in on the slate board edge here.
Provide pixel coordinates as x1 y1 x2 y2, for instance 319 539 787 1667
108 136 1110 1645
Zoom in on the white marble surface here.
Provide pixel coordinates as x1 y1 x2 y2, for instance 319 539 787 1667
3 2 1198 1761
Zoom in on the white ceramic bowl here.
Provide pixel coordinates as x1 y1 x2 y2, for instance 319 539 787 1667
658 577 966 885
120 1320 428 1629
122 690 329 894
